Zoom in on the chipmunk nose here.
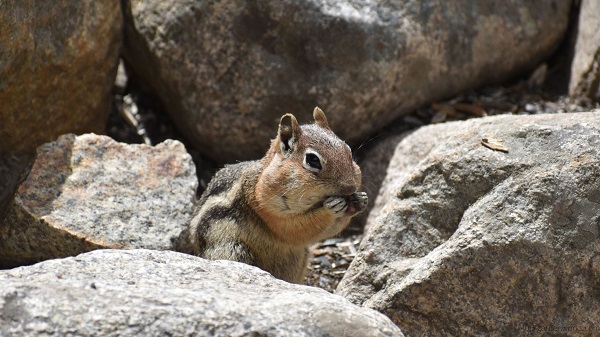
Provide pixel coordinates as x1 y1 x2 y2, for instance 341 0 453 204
338 183 357 196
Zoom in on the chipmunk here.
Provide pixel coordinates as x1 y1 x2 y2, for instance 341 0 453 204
184 107 367 283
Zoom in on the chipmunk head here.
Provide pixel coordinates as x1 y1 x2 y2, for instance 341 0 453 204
255 107 362 216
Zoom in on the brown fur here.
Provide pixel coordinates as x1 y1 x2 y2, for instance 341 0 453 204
183 107 367 283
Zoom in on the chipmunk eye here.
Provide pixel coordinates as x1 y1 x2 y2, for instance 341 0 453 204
304 152 322 172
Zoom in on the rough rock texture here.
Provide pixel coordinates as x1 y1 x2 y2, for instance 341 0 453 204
0 249 404 337
0 1 122 154
123 0 571 162
337 111 600 336
569 0 600 102
0 134 197 268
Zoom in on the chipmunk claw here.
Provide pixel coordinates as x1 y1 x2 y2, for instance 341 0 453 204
324 196 348 214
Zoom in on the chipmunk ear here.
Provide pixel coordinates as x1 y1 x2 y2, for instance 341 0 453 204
278 113 302 155
313 107 331 130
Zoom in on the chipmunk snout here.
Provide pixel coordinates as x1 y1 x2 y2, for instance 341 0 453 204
338 183 357 196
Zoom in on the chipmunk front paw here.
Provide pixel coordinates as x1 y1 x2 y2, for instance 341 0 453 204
324 196 348 214
347 192 368 215
324 192 368 216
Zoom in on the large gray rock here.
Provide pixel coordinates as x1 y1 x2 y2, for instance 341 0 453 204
337 111 600 336
0 1 122 154
123 0 571 162
569 0 600 102
0 249 404 337
0 134 197 268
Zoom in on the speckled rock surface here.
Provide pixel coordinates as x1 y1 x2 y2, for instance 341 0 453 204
0 1 122 154
0 134 197 268
122 0 571 162
0 249 404 337
569 0 600 102
337 111 600 336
